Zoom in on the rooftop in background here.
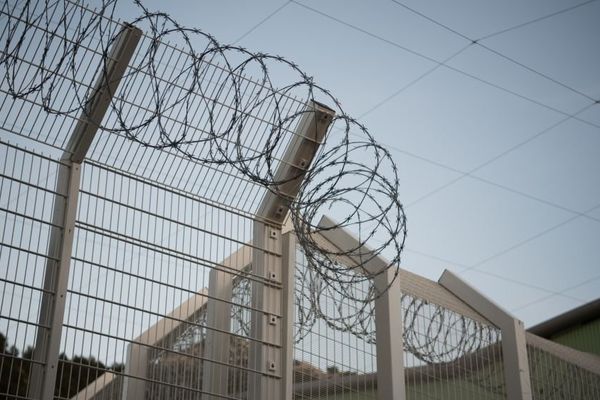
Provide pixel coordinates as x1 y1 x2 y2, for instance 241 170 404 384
528 298 600 356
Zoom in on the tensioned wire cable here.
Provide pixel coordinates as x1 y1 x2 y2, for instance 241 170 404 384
290 0 600 130
390 0 599 103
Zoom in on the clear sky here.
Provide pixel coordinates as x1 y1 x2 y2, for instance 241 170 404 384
115 0 600 327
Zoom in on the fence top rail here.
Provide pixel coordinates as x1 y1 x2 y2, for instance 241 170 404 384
401 268 493 326
308 225 494 326
526 331 600 375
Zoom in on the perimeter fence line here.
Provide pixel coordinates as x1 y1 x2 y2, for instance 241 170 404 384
1 1 599 400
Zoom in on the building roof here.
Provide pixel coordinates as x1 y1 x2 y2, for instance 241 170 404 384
528 298 600 338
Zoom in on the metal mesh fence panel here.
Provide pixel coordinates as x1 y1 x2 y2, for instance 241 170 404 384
1 0 304 398
401 293 506 400
527 335 600 399
58 155 262 399
145 303 207 399
293 246 377 400
3 1 600 400
227 270 252 396
0 142 69 399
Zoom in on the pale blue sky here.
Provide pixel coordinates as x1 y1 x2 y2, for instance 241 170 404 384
115 0 600 327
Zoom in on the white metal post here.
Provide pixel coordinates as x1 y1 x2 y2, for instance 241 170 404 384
122 343 149 400
29 25 142 400
202 268 234 399
246 228 301 400
248 101 334 399
317 216 406 400
439 269 533 400
281 232 296 400
248 222 284 399
373 267 405 400
30 162 81 399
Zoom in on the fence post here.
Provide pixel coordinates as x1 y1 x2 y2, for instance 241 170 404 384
247 101 334 399
281 232 296 400
202 268 234 399
29 161 81 400
317 216 406 400
373 267 405 400
29 25 142 400
439 269 532 400
122 343 148 400
248 221 284 399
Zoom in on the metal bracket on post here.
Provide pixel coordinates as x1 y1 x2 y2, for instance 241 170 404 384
317 216 406 400
65 24 143 164
439 269 533 400
248 101 335 400
29 24 142 400
257 101 335 223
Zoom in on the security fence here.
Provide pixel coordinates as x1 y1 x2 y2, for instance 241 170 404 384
526 333 600 399
1 1 599 400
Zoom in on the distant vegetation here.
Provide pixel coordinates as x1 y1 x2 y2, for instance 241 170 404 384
0 332 123 399
2 332 357 399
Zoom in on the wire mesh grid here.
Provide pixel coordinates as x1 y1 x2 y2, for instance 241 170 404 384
401 293 506 400
0 141 69 398
293 246 378 400
527 338 600 399
144 303 207 400
0 0 308 217
85 32 310 218
56 155 263 398
3 1 600 400
226 270 252 397
0 0 299 398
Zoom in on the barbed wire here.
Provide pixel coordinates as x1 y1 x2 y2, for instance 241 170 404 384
0 0 406 331
294 253 377 344
294 251 499 362
401 294 501 364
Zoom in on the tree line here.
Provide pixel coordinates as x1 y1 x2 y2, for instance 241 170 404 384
0 332 123 399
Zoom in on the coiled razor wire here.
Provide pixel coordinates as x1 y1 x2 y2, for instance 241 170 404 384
294 256 500 363
401 294 501 364
1 0 406 334
295 247 500 363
